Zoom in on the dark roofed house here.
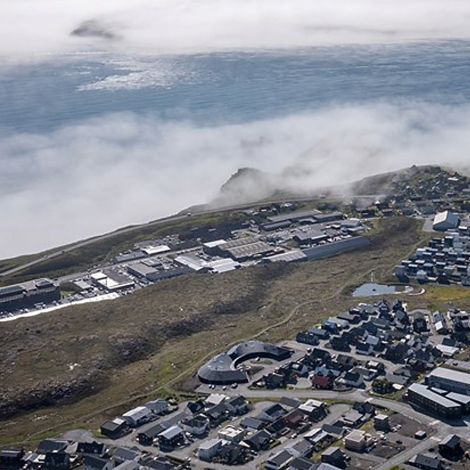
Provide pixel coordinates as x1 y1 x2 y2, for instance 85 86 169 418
384 343 409 362
0 449 25 470
340 371 364 388
322 424 346 438
225 395 249 415
283 408 305 428
308 328 330 341
240 416 265 431
266 417 289 437
76 442 105 457
218 442 248 465
330 337 351 352
140 455 175 470
37 440 68 455
264 372 288 389
84 455 113 470
205 403 230 427
113 447 139 464
438 435 461 454
43 452 70 470
356 342 374 356
259 403 287 423
409 454 443 470
137 423 166 446
353 401 375 415
296 331 320 346
244 430 272 451
289 457 317 470
304 348 331 367
312 375 333 389
321 447 346 469
100 419 128 439
186 399 205 415
264 449 294 470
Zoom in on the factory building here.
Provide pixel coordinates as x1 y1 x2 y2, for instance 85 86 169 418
0 278 60 314
205 237 276 262
433 211 460 231
90 271 134 292
302 237 370 261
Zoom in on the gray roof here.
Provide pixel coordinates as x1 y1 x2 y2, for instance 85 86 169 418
113 447 139 461
429 366 470 384
267 449 294 466
439 434 460 448
159 425 183 440
198 341 291 384
84 455 111 470
409 453 441 470
408 383 461 409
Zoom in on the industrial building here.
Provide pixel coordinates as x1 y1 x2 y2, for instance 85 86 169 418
0 278 60 314
90 271 134 292
407 383 462 418
264 250 307 263
427 367 470 395
302 236 370 261
433 211 460 231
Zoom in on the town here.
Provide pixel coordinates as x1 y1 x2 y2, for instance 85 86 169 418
3 297 470 470
3 166 470 470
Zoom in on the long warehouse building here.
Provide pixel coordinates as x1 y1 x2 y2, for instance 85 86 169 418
427 367 470 396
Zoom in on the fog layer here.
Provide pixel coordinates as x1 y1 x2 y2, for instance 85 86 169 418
1 0 470 60
2 102 470 258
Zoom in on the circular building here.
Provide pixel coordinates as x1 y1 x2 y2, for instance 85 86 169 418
198 340 292 385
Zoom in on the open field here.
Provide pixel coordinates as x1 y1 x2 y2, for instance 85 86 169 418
0 217 440 448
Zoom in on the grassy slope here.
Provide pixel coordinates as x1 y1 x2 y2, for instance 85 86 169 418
0 217 432 447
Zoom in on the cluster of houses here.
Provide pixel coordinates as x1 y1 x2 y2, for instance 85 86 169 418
378 167 470 219
195 396 328 466
0 439 178 470
263 401 377 470
290 299 465 394
408 434 469 470
100 399 173 441
395 223 470 287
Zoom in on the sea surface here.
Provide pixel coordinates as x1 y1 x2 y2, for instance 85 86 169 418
1 40 470 135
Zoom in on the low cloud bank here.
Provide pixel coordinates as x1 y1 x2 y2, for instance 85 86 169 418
2 101 470 258
1 0 470 61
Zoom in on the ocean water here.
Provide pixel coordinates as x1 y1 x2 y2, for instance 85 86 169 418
1 40 470 135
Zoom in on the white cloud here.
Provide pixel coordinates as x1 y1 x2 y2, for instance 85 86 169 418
1 102 470 258
1 0 470 61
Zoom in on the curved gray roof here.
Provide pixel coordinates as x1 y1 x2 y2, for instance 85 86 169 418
198 341 291 384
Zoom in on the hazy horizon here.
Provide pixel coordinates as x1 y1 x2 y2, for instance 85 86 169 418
2 1 470 258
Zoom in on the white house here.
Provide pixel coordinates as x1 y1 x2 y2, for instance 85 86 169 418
122 406 152 427
198 439 228 462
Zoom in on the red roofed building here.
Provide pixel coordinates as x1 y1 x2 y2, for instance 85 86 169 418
311 375 332 389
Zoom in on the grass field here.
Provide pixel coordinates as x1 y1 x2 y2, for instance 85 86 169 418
0 217 442 448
